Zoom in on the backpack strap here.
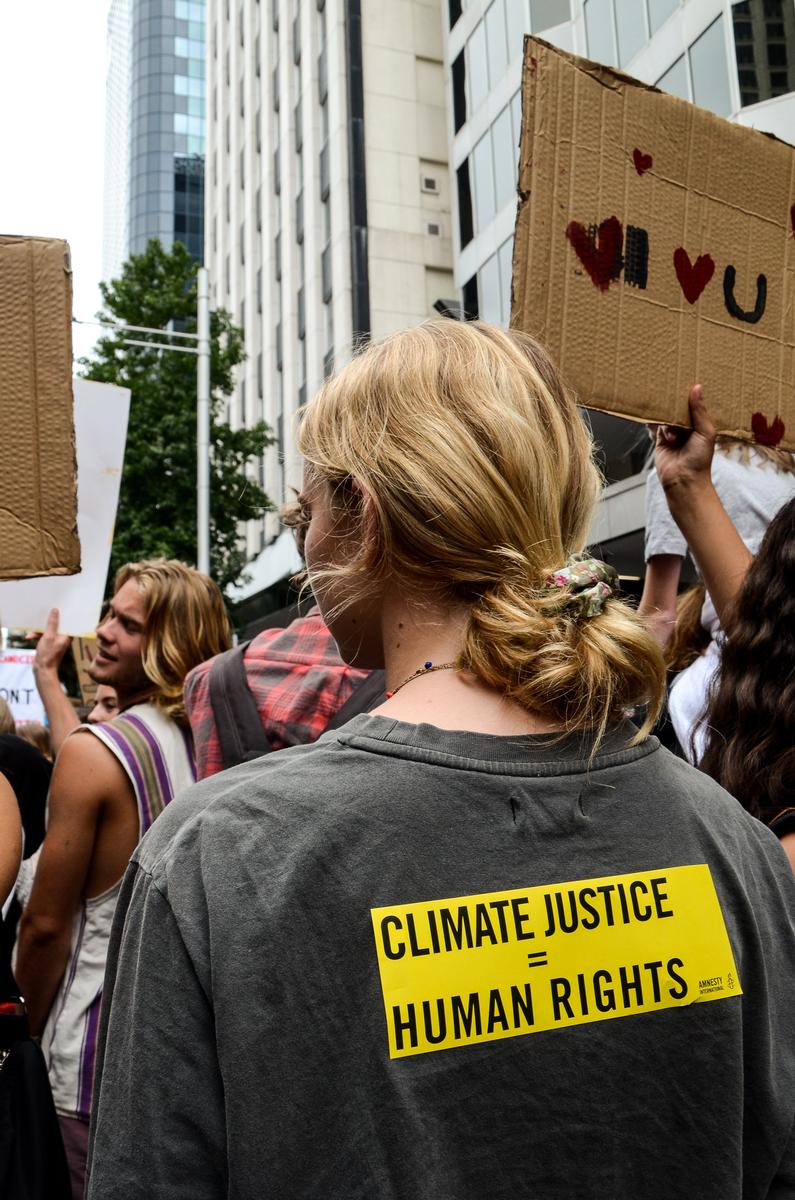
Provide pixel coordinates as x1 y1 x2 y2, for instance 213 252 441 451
207 642 276 769
324 670 386 731
769 807 795 840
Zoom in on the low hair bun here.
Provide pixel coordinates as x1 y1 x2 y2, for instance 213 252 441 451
462 570 664 741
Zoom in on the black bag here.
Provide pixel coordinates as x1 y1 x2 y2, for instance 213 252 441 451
0 1003 71 1200
208 640 386 770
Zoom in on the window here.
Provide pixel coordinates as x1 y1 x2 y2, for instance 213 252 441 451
506 0 530 58
448 0 462 28
462 274 478 320
294 97 303 151
690 16 732 117
492 104 515 212
321 243 332 301
318 44 328 101
473 131 496 231
457 161 474 248
530 0 570 32
498 237 513 325
467 22 489 111
584 0 616 67
320 142 329 199
511 90 522 172
296 189 304 242
478 253 501 323
656 54 689 100
452 52 467 133
648 0 678 33
485 1 508 84
615 0 647 65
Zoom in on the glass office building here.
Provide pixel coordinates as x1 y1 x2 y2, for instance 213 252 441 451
104 0 207 280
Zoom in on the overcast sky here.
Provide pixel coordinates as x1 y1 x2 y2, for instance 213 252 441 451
0 0 110 364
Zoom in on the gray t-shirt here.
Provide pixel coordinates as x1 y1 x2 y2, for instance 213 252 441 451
87 716 795 1199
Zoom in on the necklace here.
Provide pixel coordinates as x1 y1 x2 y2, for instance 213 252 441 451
386 660 458 700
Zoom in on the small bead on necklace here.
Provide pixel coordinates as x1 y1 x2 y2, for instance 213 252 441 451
385 661 458 700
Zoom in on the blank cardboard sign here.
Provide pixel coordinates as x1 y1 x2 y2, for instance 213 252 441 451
0 235 80 577
511 38 795 450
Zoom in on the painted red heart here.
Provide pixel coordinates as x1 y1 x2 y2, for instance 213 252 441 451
633 148 653 175
673 248 715 304
751 412 785 447
565 216 622 292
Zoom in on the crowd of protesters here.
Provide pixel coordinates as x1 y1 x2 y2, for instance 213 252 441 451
0 321 793 1199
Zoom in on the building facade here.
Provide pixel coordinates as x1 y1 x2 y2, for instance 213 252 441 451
443 0 795 578
103 0 207 283
206 0 455 600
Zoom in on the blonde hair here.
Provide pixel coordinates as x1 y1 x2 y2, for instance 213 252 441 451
664 584 710 677
716 437 795 474
114 559 232 725
16 721 52 761
298 321 665 743
0 698 15 736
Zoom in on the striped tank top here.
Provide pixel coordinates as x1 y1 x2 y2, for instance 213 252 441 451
41 703 196 1120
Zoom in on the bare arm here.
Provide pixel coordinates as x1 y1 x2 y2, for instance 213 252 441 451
637 554 683 648
654 387 753 630
15 734 117 1033
0 774 22 909
33 607 80 757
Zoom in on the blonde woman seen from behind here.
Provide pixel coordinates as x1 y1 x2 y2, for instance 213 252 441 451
88 323 795 1200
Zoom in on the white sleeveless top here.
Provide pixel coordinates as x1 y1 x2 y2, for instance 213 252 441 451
41 703 195 1119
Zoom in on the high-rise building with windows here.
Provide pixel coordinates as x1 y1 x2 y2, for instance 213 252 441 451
443 0 795 577
103 0 207 283
207 0 455 607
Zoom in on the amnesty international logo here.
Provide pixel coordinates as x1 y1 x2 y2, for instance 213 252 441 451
370 864 741 1059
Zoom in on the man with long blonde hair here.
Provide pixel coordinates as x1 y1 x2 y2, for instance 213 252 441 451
16 559 231 1200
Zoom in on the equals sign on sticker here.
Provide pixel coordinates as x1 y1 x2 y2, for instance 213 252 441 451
527 951 549 969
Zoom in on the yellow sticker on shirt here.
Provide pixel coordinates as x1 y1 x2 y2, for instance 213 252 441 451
371 865 740 1058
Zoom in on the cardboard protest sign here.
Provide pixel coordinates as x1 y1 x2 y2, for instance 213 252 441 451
0 379 130 636
0 235 81 575
511 38 795 449
72 637 98 707
0 649 45 725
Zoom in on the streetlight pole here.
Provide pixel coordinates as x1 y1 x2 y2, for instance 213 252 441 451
196 267 211 576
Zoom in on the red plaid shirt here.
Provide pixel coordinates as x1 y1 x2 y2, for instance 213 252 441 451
184 608 369 779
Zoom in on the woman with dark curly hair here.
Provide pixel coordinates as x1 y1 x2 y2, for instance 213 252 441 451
652 388 795 869
698 499 795 851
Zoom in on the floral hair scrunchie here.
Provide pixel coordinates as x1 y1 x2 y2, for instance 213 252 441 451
545 554 619 619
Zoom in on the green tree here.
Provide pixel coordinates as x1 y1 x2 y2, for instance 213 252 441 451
80 239 272 595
